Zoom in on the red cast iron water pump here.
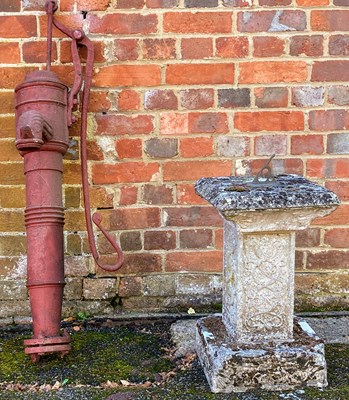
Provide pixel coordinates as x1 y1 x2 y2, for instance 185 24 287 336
14 0 123 362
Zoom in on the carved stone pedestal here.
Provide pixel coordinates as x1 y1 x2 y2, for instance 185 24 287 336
195 175 339 393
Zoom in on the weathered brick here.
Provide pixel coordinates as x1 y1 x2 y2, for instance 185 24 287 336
93 65 161 87
237 158 304 176
120 231 142 251
146 0 178 7
163 12 232 33
89 13 157 34
0 94 15 116
307 159 349 179
0 67 37 89
0 164 25 185
311 11 349 31
166 63 234 85
217 136 250 157
115 0 145 8
254 87 288 108
144 89 178 110
143 184 174 205
96 114 154 136
324 229 349 249
255 135 287 156
118 276 142 298
180 89 214 110
142 275 176 296
179 229 213 249
114 39 138 61
238 11 306 33
0 140 21 162
309 110 349 131
0 16 36 38
119 254 162 274
145 138 178 158
184 0 218 6
313 61 349 83
0 281 27 300
295 228 321 248
61 41 105 64
64 278 82 300
329 35 349 56
92 162 159 184
160 113 188 135
181 38 213 59
107 207 161 230
291 135 324 155
216 37 249 58
239 61 307 84
333 0 349 4
116 138 143 159
328 86 349 106
0 187 25 208
88 91 111 113
306 251 349 270
0 43 20 64
76 0 111 10
0 236 26 256
0 0 20 11
235 111 304 132
83 278 117 300
297 0 329 5
218 88 250 108
292 86 324 107
290 35 324 56
163 206 222 227
163 160 232 181
326 181 349 202
144 230 176 250
64 186 81 208
313 205 349 227
188 112 228 134
176 184 207 205
166 251 222 272
119 186 138 206
259 0 291 4
142 38 176 60
253 37 285 57
117 90 141 111
180 137 213 158
327 133 349 155
66 234 83 256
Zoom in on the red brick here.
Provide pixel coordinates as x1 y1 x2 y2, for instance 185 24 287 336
254 87 288 108
0 0 20 11
60 0 75 11
237 158 304 176
163 160 232 181
93 65 161 87
88 91 111 113
307 159 349 179
87 140 104 161
144 230 176 250
0 67 37 89
116 138 143 159
254 135 287 156
89 13 157 34
329 35 349 56
325 181 349 202
188 112 228 134
118 276 142 297
166 63 234 85
0 16 36 38
177 184 207 205
181 38 213 59
143 184 174 205
119 254 162 274
290 35 324 57
312 61 349 82
0 43 20 64
180 89 214 110
180 137 213 158
61 41 105 63
291 135 324 155
306 250 349 270
164 206 222 227
180 229 213 249
313 205 349 226
142 38 176 60
22 41 57 64
92 162 159 184
96 114 154 136
238 10 306 32
297 0 328 4
235 111 304 132
166 251 222 272
259 0 291 4
117 90 141 111
146 0 178 6
63 163 82 185
50 65 76 86
253 37 285 57
324 229 349 249
163 12 232 33
0 92 15 115
76 0 111 10
295 228 321 248
144 89 178 110
119 186 138 205
292 86 324 107
40 15 84 39
309 110 349 131
160 113 188 135
239 61 307 84
216 37 249 58
114 39 138 61
311 11 349 31
90 187 114 209
115 0 145 8
99 208 160 230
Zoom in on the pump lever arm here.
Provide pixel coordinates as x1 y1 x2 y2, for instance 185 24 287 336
46 1 124 272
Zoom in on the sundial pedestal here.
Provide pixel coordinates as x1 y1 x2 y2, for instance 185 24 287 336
194 175 339 393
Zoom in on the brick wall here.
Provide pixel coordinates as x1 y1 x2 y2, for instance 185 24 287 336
1 0 349 322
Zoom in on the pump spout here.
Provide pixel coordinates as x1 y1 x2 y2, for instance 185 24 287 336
16 110 53 151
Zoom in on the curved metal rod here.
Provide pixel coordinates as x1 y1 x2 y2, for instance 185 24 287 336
48 5 124 272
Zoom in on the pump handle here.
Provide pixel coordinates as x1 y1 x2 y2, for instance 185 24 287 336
46 1 124 272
